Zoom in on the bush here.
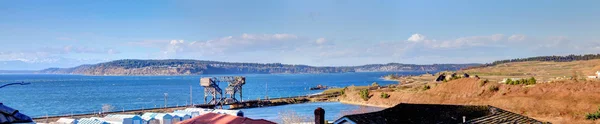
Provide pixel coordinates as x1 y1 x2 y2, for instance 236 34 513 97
359 89 370 101
528 77 537 85
371 82 379 87
422 85 431 91
479 79 489 87
488 85 499 92
506 77 537 85
380 92 390 99
587 113 600 120
505 78 513 84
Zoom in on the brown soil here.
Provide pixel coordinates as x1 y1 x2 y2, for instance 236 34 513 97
341 78 600 124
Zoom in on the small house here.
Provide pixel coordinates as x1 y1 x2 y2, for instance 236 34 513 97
173 110 199 117
77 118 109 124
53 118 77 124
140 117 160 124
141 113 173 124
104 114 144 124
169 114 180 124
212 109 244 117
169 113 192 121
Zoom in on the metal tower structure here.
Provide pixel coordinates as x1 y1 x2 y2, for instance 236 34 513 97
200 76 246 107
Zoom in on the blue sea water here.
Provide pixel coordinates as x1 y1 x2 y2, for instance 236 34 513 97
0 72 424 119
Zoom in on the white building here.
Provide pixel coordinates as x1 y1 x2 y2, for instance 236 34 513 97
173 110 199 117
597 71 600 77
104 114 143 124
52 118 77 124
141 113 172 124
77 118 108 124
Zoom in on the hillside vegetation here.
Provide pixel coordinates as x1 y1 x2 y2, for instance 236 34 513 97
337 57 600 123
38 59 478 75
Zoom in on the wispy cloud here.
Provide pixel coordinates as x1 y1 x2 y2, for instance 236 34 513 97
0 45 119 63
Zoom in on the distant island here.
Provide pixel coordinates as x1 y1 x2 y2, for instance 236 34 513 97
37 59 480 75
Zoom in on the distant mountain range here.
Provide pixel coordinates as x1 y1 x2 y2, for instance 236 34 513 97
36 59 480 75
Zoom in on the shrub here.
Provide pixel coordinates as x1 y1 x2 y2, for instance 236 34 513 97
380 92 390 99
341 87 347 96
422 85 431 91
528 77 537 85
506 77 537 85
359 89 370 101
505 78 513 84
479 79 489 87
488 85 499 92
586 107 600 120
372 82 379 87
586 112 600 120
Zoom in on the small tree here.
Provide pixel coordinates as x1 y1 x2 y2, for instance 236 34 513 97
488 85 499 92
506 78 513 84
359 89 370 101
380 92 390 99
422 85 431 91
528 77 537 85
371 82 379 87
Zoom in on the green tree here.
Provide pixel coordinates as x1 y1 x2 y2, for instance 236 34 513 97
380 92 390 99
528 77 537 85
359 89 370 101
506 78 513 84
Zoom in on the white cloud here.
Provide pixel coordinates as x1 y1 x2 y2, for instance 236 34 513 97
122 33 600 66
315 38 327 45
508 34 526 41
407 33 426 42
159 33 303 57
408 34 507 48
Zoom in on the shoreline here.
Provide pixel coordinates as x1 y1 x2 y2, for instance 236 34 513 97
32 93 341 122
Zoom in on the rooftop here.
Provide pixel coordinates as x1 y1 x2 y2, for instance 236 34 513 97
335 103 545 124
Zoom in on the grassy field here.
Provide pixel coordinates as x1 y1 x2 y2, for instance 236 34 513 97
463 59 600 83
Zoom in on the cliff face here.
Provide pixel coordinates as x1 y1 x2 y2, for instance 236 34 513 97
38 59 479 75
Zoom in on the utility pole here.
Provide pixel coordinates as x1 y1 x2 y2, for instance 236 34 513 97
190 85 193 106
265 82 268 100
164 93 168 108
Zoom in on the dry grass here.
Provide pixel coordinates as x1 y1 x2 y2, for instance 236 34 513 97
340 78 600 123
322 88 344 94
463 59 600 83
338 60 600 123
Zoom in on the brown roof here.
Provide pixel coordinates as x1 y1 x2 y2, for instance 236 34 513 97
336 103 545 124
177 113 275 124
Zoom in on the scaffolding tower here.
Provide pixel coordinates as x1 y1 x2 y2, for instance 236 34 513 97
200 76 246 107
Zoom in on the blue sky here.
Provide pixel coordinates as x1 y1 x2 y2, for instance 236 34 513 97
1 0 599 70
